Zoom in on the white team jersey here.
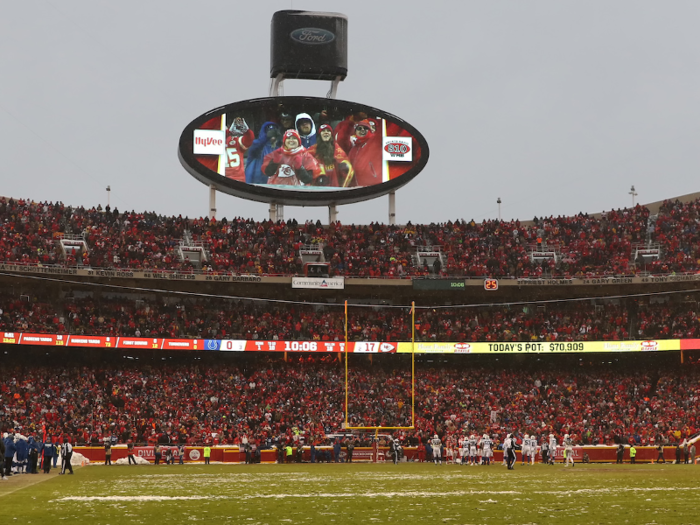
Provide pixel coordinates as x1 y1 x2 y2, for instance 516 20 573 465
564 438 573 449
481 438 492 451
431 438 442 450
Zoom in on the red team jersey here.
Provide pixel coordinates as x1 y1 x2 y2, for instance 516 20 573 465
224 129 254 182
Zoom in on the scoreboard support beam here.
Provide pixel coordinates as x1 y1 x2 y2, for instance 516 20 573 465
329 204 338 224
269 73 285 97
269 203 284 222
209 185 217 220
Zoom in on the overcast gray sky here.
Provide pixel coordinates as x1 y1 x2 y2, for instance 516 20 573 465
1 1 699 225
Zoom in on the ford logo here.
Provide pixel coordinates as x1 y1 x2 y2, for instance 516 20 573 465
290 28 335 45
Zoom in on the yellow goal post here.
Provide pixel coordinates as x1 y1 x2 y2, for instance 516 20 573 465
343 300 415 433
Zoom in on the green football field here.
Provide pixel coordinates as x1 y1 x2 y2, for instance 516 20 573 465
1 462 698 524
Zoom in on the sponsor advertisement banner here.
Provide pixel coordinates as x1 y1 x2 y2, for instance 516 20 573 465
397 339 680 354
383 136 413 162
73 445 668 464
193 129 225 155
291 277 345 289
0 263 279 283
412 279 466 291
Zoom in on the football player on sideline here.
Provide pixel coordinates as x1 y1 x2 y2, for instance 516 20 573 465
431 434 443 465
480 434 493 466
529 434 538 465
564 434 575 467
521 434 530 466
468 434 478 466
541 437 549 464
548 434 558 465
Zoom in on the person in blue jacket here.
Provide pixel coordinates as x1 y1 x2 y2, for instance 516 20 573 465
244 121 282 184
295 113 317 149
333 439 341 463
37 439 45 472
14 434 28 474
4 433 16 477
43 438 56 473
28 436 40 474
0 436 5 480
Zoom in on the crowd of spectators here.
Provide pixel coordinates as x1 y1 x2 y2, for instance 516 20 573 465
2 195 700 278
1 355 697 451
5 290 700 342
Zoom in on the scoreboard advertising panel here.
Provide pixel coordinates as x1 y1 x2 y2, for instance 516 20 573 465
178 97 429 206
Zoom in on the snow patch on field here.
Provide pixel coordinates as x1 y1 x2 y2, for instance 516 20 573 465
536 487 700 495
58 496 226 502
114 456 150 466
55 485 700 504
56 490 519 503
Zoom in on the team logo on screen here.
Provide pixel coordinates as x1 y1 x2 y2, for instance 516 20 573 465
454 343 472 354
641 340 659 351
290 28 335 44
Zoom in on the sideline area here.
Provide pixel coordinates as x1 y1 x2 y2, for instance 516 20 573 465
0 469 66 498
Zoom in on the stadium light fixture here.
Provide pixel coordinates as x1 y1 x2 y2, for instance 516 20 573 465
629 185 637 207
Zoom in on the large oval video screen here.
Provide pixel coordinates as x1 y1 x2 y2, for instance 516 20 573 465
178 96 429 206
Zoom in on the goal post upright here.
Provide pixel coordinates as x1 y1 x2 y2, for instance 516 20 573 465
412 301 415 429
345 300 348 427
344 300 416 439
